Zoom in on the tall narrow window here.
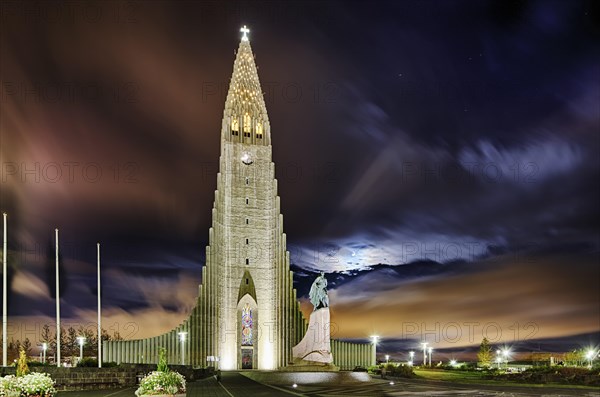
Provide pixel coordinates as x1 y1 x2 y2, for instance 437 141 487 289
246 177 249 185
245 198 249 205
246 238 249 245
231 118 239 134
245 218 249 225
241 303 253 346
243 113 251 133
245 258 249 265
256 123 263 139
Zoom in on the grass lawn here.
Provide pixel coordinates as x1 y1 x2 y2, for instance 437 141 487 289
413 369 489 382
412 369 599 390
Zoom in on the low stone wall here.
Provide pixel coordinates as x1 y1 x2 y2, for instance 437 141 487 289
0 365 213 391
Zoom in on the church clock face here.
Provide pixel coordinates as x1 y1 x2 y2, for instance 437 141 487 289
241 152 253 165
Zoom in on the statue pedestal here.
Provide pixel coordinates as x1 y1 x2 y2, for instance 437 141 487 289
282 357 339 372
292 307 334 366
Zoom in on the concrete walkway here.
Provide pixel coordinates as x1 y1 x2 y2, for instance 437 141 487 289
58 372 600 397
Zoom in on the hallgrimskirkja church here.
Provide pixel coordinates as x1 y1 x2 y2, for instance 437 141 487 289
103 27 373 370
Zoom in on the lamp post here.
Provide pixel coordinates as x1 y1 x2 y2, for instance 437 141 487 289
421 342 428 366
385 354 390 364
42 343 47 364
428 347 433 367
55 228 61 368
179 332 188 365
585 350 596 368
2 212 7 368
97 243 102 368
370 335 379 366
409 351 414 366
502 349 509 368
77 336 86 363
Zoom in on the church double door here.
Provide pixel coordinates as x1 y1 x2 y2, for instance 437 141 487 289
241 348 253 369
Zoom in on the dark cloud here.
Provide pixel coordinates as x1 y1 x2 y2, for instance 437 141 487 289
0 0 598 351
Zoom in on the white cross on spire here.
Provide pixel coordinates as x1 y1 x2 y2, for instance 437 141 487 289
240 25 250 41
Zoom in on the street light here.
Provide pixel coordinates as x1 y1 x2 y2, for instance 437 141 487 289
502 349 510 368
42 343 47 364
370 335 379 365
428 346 433 367
585 349 597 368
385 354 390 364
450 359 457 367
178 332 188 365
77 336 86 363
421 342 428 366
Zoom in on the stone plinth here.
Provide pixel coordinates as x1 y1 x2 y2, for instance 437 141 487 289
292 308 333 363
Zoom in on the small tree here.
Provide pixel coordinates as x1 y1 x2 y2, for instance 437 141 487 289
16 346 30 377
477 337 493 367
157 347 169 372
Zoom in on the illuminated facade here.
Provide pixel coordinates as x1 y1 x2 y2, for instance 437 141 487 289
102 27 374 370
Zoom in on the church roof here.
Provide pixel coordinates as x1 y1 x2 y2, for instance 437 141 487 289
223 28 269 122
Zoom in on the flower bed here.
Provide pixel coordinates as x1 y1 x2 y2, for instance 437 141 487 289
135 348 186 397
0 373 57 397
135 371 186 397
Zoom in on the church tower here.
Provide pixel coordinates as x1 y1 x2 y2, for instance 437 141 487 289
105 27 384 370
207 26 301 370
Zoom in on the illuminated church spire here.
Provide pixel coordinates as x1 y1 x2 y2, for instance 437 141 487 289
223 25 270 145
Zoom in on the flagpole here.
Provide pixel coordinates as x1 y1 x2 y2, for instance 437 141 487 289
97 242 102 368
55 228 61 367
2 212 7 367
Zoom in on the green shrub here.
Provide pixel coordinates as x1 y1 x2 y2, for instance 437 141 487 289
77 358 98 367
390 364 415 378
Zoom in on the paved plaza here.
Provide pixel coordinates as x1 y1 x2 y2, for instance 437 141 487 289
59 371 599 397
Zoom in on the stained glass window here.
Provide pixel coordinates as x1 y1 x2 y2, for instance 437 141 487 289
243 113 251 132
241 303 253 346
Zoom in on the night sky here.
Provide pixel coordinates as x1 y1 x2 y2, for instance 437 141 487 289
1 0 598 359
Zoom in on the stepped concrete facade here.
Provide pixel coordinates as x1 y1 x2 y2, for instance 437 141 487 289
103 28 374 370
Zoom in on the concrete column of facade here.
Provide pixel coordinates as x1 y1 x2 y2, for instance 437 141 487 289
169 332 173 363
343 342 348 370
202 290 206 366
346 343 350 369
200 269 205 366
